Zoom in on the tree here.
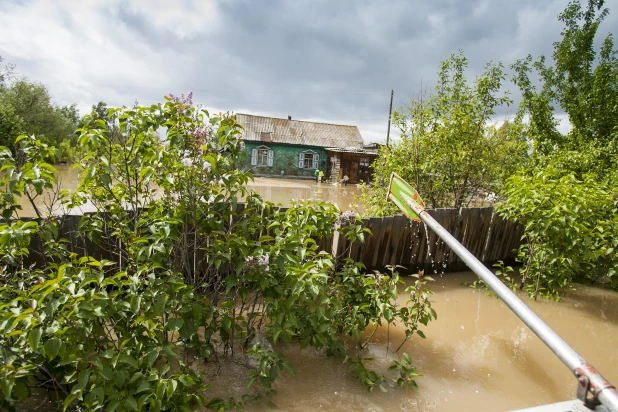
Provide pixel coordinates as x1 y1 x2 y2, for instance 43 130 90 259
89 101 109 121
512 0 618 166
0 102 23 149
0 57 80 160
499 0 618 298
360 52 527 215
0 56 15 88
0 80 76 148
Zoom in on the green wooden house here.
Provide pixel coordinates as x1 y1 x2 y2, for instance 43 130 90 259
236 113 375 182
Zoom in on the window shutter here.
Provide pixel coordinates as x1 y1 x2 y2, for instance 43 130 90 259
251 149 257 165
267 149 274 166
313 154 320 169
299 152 305 168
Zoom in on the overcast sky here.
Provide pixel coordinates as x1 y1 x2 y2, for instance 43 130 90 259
1 0 616 143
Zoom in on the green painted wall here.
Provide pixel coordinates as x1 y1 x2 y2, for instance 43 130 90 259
240 141 328 178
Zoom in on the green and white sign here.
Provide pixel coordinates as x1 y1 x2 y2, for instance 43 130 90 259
386 172 426 222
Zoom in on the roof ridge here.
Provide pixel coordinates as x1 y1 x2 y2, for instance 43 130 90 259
236 113 359 129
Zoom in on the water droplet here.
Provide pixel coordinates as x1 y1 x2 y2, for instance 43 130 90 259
461 325 465 330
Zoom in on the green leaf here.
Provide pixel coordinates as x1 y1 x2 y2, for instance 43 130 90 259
147 348 159 367
136 381 151 394
124 396 138 411
119 353 139 368
106 400 121 412
166 318 184 332
43 338 62 360
1 379 13 399
93 386 105 403
166 379 177 399
178 375 195 386
27 327 42 351
130 295 141 314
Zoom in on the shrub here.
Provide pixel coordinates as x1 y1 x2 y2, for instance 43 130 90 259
0 96 435 411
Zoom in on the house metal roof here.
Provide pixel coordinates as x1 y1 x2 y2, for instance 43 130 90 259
324 147 378 155
236 113 364 149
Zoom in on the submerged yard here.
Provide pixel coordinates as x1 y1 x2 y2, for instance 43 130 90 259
235 272 618 411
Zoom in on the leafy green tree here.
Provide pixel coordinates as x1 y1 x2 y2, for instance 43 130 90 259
512 0 618 165
0 57 80 160
0 102 23 149
89 101 109 122
0 56 15 88
0 80 76 150
360 52 527 215
499 0 618 298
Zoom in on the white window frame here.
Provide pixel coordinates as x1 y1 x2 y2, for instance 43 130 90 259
298 150 320 169
251 146 274 167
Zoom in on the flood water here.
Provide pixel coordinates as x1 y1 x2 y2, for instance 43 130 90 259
224 272 617 412
13 165 364 217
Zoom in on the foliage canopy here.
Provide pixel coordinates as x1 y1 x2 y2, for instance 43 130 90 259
498 0 618 299
360 52 527 215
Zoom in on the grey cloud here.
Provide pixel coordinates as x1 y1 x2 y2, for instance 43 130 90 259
1 0 616 142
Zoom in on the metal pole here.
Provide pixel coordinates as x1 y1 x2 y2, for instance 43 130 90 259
397 196 618 412
386 89 393 147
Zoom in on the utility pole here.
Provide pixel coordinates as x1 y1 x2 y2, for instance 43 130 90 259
386 89 394 147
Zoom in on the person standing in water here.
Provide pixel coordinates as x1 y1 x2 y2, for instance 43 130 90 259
314 168 320 182
318 170 324 183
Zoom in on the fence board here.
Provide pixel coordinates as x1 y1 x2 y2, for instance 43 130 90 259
377 216 394 267
408 220 424 270
448 208 466 271
387 215 406 268
431 209 458 273
370 217 387 269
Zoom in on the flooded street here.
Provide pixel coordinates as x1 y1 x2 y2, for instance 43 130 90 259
234 272 618 412
13 165 365 217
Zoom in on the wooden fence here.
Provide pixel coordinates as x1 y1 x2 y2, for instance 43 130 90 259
17 206 524 273
325 207 524 273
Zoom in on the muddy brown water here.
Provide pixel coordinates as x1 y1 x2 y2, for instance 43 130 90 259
12 165 364 217
198 272 618 412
